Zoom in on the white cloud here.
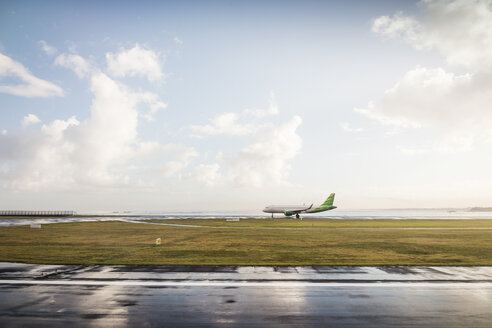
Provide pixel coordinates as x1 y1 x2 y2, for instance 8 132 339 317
173 36 183 45
189 93 302 187
0 72 139 189
188 163 223 187
372 12 422 47
160 161 187 178
396 145 428 156
0 57 185 190
243 91 279 118
361 0 492 151
54 53 91 78
372 0 492 68
357 64 492 150
41 116 79 140
1 130 6 136
140 143 198 179
0 115 80 190
355 101 409 127
189 93 278 137
22 114 41 127
189 112 253 136
106 44 164 82
0 53 64 97
137 91 167 121
162 144 198 162
226 116 302 187
188 115 304 187
38 40 57 56
68 72 145 186
136 142 197 163
340 122 364 133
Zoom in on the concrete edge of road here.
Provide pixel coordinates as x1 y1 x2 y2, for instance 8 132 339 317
3 280 492 287
2 262 492 287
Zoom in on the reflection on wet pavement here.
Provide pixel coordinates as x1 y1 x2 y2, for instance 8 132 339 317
1 263 492 327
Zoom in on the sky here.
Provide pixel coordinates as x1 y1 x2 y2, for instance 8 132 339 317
1 0 492 211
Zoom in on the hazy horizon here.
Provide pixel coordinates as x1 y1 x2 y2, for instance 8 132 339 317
1 0 492 211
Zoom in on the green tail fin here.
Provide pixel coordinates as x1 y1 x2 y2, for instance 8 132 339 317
322 193 335 206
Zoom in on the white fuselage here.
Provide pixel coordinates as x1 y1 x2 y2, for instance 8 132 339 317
263 205 311 214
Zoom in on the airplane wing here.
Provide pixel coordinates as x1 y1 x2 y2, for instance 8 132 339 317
286 204 313 214
296 204 313 213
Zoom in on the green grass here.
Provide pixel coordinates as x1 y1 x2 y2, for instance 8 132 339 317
146 218 492 228
0 219 492 266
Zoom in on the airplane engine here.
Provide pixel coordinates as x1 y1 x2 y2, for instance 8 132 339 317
284 211 293 217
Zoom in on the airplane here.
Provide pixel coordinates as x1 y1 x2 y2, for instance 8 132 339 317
263 193 337 219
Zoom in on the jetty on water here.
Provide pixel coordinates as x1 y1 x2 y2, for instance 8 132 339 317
0 210 76 217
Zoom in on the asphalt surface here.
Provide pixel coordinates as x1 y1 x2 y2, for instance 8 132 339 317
1 263 492 327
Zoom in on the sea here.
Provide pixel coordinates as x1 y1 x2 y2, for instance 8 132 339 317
1 209 492 227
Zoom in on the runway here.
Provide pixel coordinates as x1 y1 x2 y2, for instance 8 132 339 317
1 263 492 327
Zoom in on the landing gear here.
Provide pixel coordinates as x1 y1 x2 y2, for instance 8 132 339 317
296 213 300 219
271 213 273 219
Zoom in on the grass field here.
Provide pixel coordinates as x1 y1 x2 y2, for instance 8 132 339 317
1 219 492 266
146 218 492 228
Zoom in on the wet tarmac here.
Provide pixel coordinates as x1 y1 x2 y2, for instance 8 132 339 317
1 263 492 327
